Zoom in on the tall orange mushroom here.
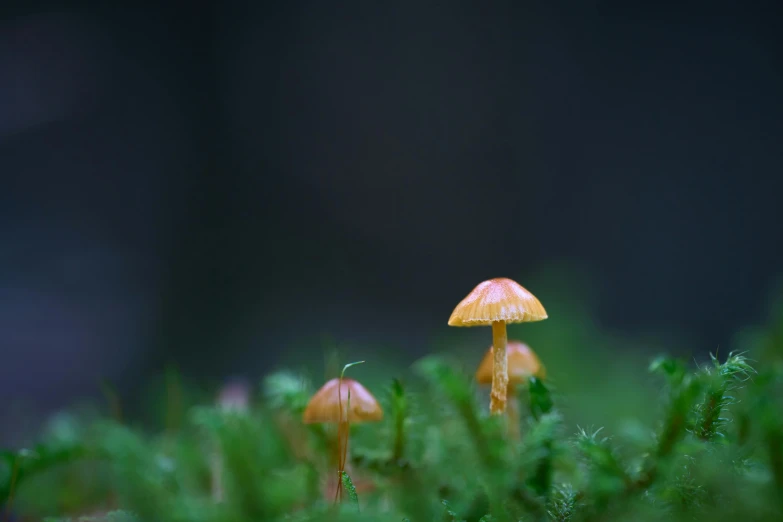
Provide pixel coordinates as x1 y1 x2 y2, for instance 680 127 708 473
476 341 546 439
449 278 547 414
303 372 383 501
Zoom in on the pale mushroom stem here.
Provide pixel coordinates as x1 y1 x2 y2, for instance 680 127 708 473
490 321 509 414
332 421 350 502
338 421 351 471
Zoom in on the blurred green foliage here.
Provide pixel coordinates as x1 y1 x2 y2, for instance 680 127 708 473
2 267 783 521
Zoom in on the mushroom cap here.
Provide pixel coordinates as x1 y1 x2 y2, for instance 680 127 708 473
302 378 383 424
448 277 547 326
217 378 251 413
475 341 546 384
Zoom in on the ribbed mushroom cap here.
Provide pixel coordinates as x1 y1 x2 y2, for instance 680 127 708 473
448 277 547 326
475 341 546 384
302 378 383 424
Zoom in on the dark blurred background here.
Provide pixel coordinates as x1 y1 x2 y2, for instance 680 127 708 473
1 2 782 439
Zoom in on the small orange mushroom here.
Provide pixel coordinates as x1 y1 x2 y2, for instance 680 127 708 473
476 341 545 439
449 277 547 414
303 378 384 424
303 376 383 501
475 340 546 384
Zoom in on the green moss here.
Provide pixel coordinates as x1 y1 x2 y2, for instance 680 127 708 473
3 311 783 521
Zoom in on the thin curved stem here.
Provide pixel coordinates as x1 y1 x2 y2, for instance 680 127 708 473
334 422 350 502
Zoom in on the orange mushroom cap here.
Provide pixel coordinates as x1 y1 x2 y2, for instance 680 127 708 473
448 277 547 327
475 341 546 384
302 378 383 424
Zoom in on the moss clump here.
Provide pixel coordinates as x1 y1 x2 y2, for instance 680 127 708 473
1 346 781 522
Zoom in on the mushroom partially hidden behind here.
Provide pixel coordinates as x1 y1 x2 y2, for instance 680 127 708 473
303 377 383 501
211 379 251 502
449 277 548 415
476 341 546 440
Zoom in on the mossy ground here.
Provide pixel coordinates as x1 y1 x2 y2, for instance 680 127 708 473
3 272 783 521
1 347 782 522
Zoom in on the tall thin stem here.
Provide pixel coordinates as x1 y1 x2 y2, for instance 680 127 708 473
339 421 351 471
490 321 509 414
335 378 345 503
334 361 362 503
327 422 352 503
334 421 350 502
